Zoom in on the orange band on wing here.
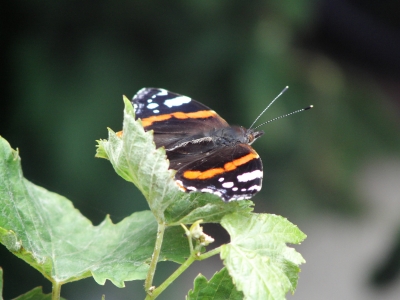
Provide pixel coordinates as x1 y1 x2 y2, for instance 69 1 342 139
142 110 217 127
183 152 259 180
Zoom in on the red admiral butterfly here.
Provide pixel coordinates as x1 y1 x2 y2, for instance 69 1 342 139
125 88 311 202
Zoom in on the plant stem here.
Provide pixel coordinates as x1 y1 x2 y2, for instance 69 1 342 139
147 254 196 299
198 246 221 260
186 230 194 253
146 246 222 299
145 222 166 293
52 281 61 300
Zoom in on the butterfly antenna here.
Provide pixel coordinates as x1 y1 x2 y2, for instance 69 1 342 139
253 105 313 130
249 86 289 129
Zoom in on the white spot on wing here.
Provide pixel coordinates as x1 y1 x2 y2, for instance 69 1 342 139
175 180 185 191
157 89 168 96
218 177 224 182
237 170 263 182
247 185 261 191
232 187 238 191
222 182 234 188
153 110 160 113
147 103 159 109
164 96 191 108
214 191 222 197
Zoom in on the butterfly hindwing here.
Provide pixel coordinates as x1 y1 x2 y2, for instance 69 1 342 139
174 144 263 201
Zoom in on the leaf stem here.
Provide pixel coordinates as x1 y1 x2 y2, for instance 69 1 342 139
52 281 61 300
198 246 221 260
145 222 166 293
147 254 195 299
146 246 221 299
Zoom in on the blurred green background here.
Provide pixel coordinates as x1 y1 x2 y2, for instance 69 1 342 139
1 0 400 299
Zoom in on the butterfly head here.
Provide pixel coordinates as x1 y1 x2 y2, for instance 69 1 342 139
246 128 264 145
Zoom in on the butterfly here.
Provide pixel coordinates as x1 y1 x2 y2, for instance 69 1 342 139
127 87 311 201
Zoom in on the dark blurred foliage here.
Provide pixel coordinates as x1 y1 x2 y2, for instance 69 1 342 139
1 0 400 299
371 228 400 287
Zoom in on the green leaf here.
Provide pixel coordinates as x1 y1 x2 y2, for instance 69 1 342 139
188 267 244 300
13 287 66 300
0 267 3 300
0 268 65 300
0 136 188 287
220 213 306 300
96 97 253 225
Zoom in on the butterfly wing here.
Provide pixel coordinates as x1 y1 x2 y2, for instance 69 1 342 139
130 88 263 201
174 144 263 201
133 88 228 129
132 88 229 149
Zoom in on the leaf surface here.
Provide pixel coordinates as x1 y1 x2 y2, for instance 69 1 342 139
13 287 66 300
0 268 3 300
0 268 66 300
187 267 243 300
221 213 306 300
0 137 188 287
